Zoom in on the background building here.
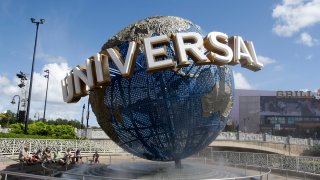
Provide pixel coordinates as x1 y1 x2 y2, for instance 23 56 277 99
230 89 320 138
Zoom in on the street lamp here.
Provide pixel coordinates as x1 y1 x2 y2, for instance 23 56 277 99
43 69 49 121
11 95 21 123
81 104 85 129
81 104 85 139
34 112 40 121
86 94 90 128
25 18 45 134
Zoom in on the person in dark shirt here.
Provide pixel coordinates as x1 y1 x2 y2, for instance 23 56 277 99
74 149 82 164
92 151 99 164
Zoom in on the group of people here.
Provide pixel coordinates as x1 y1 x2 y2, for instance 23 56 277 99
19 146 52 164
19 146 99 165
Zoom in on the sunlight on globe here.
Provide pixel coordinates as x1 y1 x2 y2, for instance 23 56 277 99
90 16 234 161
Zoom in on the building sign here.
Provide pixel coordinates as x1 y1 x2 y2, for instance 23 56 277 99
276 91 312 98
276 90 320 100
260 96 320 117
61 31 263 103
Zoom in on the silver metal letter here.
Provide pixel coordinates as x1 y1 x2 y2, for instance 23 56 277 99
204 32 233 65
106 41 137 78
144 35 175 72
173 32 210 65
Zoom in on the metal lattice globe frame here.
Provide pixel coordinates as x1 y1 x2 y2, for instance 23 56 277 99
90 16 234 162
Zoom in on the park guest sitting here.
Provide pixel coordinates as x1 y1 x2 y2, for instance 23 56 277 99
74 149 82 164
53 150 62 163
34 147 43 162
61 148 72 165
19 146 32 164
92 151 99 164
43 147 52 162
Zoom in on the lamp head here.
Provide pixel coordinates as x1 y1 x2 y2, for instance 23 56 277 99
11 100 15 104
31 18 35 23
18 82 25 88
44 69 49 73
40 19 45 24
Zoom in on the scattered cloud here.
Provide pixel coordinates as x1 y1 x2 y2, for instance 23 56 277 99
272 0 320 37
0 75 10 85
31 62 70 103
38 52 67 63
0 59 95 124
298 32 318 46
0 75 19 96
233 72 253 89
257 55 283 71
257 55 276 65
0 74 21 115
306 54 313 60
274 65 284 71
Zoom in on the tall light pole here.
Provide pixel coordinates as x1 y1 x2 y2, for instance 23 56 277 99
11 95 21 123
43 69 49 121
25 18 45 134
34 112 40 121
81 104 85 129
86 95 90 128
81 104 85 139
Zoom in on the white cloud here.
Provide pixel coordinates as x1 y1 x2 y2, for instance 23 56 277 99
307 54 313 59
233 72 253 89
0 75 21 116
0 75 10 85
272 0 320 37
300 88 310 92
27 62 91 121
0 75 19 96
257 55 276 65
0 60 98 126
274 65 284 71
31 62 70 103
298 32 318 46
38 52 67 63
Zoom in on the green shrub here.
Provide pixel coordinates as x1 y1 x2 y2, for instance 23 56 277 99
0 132 56 139
304 145 320 157
7 122 76 139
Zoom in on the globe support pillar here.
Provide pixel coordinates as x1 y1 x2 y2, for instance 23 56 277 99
175 159 182 169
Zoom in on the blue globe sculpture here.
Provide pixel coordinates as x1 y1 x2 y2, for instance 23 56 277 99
90 16 234 162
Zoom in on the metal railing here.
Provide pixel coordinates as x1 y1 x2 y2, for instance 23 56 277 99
198 147 320 176
0 170 70 180
0 138 124 156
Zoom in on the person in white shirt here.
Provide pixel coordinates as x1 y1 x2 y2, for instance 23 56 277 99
19 146 31 164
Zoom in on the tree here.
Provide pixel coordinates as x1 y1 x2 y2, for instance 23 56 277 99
0 110 16 127
47 118 82 129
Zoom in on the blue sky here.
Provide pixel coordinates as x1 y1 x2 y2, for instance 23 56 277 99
0 0 320 126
